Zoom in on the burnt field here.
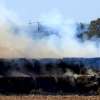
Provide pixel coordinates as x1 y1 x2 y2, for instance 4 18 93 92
0 57 100 76
0 58 100 95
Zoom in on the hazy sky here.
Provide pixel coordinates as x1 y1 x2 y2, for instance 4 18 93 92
2 0 100 24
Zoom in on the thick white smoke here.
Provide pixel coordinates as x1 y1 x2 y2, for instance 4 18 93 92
0 4 100 58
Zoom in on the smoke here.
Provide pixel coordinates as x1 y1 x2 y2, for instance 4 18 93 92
8 70 30 77
63 69 74 76
0 4 100 58
87 69 97 75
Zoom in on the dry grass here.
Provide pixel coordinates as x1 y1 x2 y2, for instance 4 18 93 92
0 95 100 100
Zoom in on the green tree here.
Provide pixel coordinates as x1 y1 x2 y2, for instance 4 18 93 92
87 18 100 38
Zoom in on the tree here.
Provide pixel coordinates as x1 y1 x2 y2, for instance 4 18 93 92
87 18 100 38
80 23 85 30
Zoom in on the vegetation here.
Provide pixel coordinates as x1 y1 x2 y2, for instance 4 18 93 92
30 88 48 95
87 18 100 38
0 94 4 96
77 18 100 40
77 76 88 84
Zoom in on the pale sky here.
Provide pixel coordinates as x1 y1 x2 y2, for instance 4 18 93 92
2 0 100 24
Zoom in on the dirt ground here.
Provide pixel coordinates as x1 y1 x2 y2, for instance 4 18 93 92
0 95 100 100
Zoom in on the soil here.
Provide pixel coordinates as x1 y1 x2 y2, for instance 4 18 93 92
0 95 100 100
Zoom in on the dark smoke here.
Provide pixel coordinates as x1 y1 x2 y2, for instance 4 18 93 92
0 58 100 77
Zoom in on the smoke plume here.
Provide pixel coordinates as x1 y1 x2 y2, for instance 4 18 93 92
0 4 100 58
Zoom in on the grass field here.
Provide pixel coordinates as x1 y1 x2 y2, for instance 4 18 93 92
0 95 100 100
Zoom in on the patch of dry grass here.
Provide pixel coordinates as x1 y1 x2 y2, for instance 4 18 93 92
0 95 100 100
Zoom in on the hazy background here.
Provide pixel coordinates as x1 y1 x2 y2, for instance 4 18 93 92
0 0 100 58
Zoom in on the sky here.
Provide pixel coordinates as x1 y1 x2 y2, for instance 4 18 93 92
2 0 100 24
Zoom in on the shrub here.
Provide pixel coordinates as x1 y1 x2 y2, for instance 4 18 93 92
58 90 63 95
96 87 100 95
0 94 4 96
30 88 48 95
77 76 88 84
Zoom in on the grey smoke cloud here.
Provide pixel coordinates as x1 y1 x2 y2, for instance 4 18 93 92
0 4 100 58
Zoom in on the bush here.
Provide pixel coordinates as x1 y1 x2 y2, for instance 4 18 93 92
96 87 100 95
30 88 48 95
0 94 4 96
58 90 64 95
77 76 88 84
